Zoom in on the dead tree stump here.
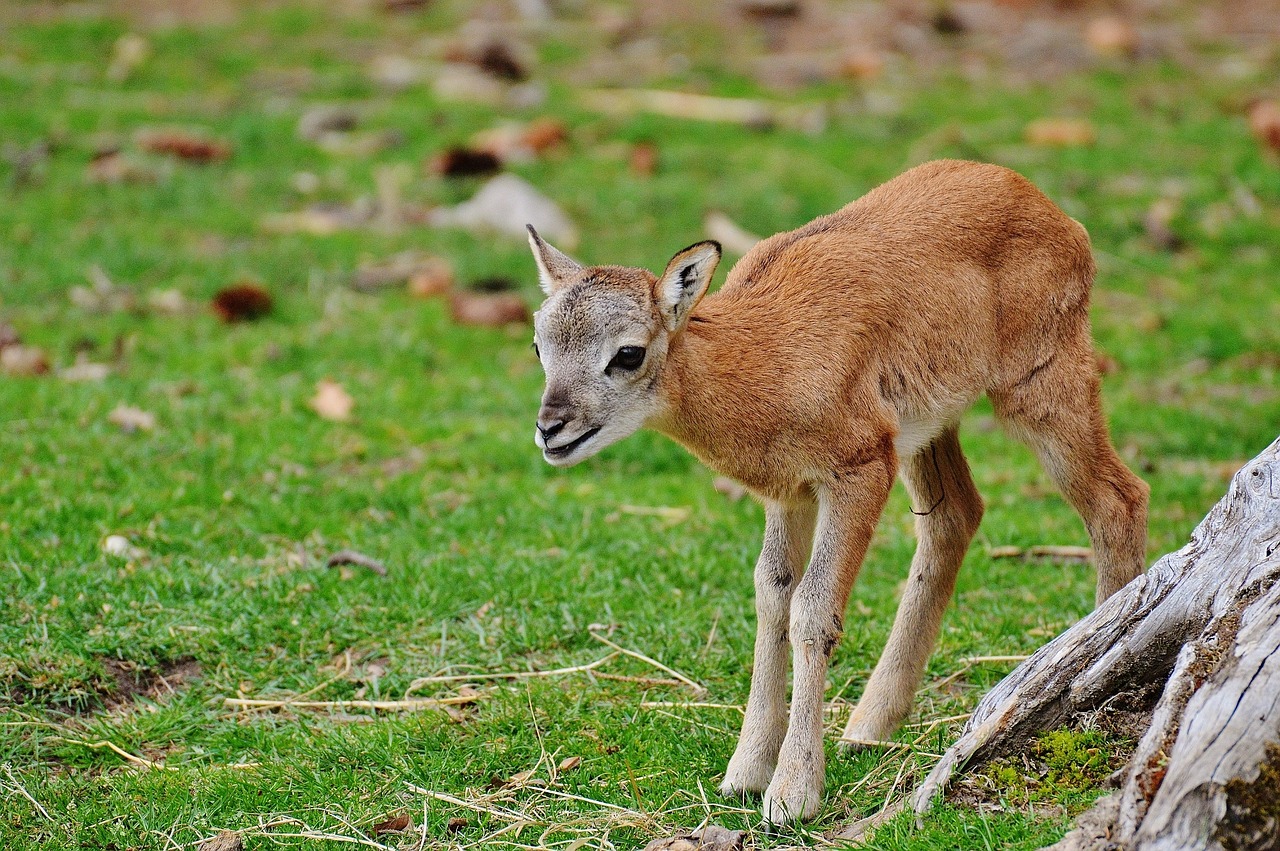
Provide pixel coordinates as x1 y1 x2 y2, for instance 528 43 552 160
910 435 1280 850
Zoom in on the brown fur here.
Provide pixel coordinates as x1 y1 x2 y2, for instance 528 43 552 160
529 159 1149 824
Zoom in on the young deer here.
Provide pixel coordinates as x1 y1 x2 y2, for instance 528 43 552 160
527 159 1148 825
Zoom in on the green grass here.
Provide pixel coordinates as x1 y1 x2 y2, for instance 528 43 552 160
2 2 1278 849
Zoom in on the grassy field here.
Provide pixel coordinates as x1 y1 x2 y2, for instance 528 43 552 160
1 2 1278 849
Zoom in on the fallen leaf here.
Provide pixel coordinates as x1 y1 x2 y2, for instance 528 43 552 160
1142 198 1184 251
629 140 659 176
260 203 371 235
643 825 745 851
71 266 136 313
839 48 885 81
0 344 50 376
211 283 273 323
325 549 387 576
472 41 528 82
102 535 141 558
428 173 578 248
86 149 157 184
371 813 411 835
310 379 354 421
1024 118 1096 147
108 404 157 432
428 146 503 178
352 252 446 292
1247 99 1280 154
197 831 244 851
704 211 760 255
448 291 530 327
1085 15 1138 57
137 129 231 163
521 117 569 154
557 755 582 772
0 321 17 349
60 357 111 382
446 817 468 833
408 259 454 299
107 32 151 83
297 106 358 143
147 288 188 315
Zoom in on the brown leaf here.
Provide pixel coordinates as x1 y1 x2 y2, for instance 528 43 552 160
297 106 358 143
61 357 111 382
428 147 503 178
325 549 387 576
446 816 468 833
630 140 659 176
0 344 50 376
352 252 444 293
557 755 582 772
211 283 273 323
107 404 157 432
86 149 157 184
1024 118 1096 147
644 825 746 851
448 291 530 327
197 831 244 851
473 41 527 82
371 812 411 835
138 129 231 163
1247 99 1280 154
1084 15 1138 57
521 118 569 154
838 49 884 81
408 259 454 299
1143 198 1184 251
310 379 355 421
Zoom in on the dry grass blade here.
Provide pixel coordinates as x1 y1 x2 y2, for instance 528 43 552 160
589 633 707 695
406 652 620 693
1 764 52 820
640 701 744 712
58 738 177 771
406 785 529 823
221 695 482 712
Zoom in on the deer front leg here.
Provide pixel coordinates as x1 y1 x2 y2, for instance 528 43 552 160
762 455 894 825
720 500 817 796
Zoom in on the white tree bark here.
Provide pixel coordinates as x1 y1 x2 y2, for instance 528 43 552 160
909 435 1280 850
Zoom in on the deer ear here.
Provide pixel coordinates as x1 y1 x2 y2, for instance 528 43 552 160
657 241 720 331
527 225 583 294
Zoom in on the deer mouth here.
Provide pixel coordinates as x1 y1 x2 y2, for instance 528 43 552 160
543 426 601 461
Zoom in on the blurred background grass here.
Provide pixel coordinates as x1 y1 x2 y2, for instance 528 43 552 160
1 1 1278 848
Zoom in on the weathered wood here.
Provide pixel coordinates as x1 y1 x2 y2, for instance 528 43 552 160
908 435 1280 850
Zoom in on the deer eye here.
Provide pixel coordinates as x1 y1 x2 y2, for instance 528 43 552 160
609 345 646 372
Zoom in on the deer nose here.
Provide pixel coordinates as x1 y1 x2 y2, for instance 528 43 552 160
537 419 565 441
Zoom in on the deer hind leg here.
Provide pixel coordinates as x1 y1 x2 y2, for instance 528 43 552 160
842 425 984 747
991 335 1149 604
720 498 817 796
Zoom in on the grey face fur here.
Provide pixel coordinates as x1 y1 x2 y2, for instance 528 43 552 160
527 226 720 467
